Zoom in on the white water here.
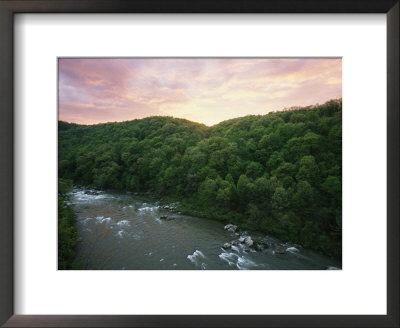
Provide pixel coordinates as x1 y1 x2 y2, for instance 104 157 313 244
69 188 341 270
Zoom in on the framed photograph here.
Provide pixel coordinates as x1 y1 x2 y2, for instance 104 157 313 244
58 57 343 272
0 1 398 327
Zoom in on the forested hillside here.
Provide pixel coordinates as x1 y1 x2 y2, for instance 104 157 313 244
59 99 342 259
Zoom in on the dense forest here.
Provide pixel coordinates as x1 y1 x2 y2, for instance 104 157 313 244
58 99 342 260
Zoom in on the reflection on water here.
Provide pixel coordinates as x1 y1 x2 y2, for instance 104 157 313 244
69 188 341 270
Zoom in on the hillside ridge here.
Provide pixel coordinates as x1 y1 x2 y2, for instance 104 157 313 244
59 99 342 259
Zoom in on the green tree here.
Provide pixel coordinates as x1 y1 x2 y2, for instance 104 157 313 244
301 221 321 249
322 176 342 203
198 178 218 203
296 155 320 185
246 161 264 180
272 187 290 210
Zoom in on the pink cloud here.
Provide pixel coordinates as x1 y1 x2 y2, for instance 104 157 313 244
59 58 341 126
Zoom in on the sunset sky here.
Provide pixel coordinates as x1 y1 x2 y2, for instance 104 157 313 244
58 58 341 126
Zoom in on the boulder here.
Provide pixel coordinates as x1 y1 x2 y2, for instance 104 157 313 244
224 224 233 230
256 243 265 251
227 225 237 232
160 216 168 220
85 190 99 195
223 243 231 249
238 237 245 243
275 247 286 254
245 237 253 247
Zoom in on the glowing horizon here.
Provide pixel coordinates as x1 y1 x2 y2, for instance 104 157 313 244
59 58 342 126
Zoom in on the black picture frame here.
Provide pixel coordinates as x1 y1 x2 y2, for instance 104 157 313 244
0 1 398 327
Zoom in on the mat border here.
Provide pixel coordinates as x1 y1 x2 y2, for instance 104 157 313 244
0 0 398 327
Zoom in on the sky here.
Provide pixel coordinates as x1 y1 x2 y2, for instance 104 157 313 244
58 58 341 126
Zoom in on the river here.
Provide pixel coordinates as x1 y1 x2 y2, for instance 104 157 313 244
67 188 341 270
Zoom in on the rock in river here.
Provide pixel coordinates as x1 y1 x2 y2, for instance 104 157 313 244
224 224 237 231
275 247 286 254
85 190 99 195
244 237 253 247
256 243 265 251
223 243 231 249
